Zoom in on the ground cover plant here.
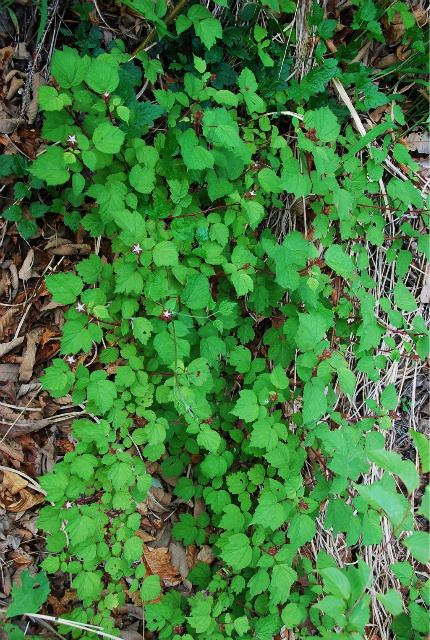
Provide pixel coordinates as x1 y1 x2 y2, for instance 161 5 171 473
0 1 429 639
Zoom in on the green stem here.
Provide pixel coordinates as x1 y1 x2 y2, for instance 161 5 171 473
131 0 190 59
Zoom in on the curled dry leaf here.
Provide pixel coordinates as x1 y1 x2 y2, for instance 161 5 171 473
19 327 44 382
9 548 33 565
195 544 215 566
2 469 27 495
0 486 44 511
0 336 25 358
404 131 430 154
142 544 183 586
18 249 34 282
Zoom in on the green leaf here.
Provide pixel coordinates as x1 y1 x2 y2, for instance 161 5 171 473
87 378 117 413
270 564 297 605
85 56 119 94
6 570 50 617
93 122 125 154
194 17 222 50
252 492 286 531
319 567 351 600
182 274 210 309
41 359 75 398
123 536 143 564
45 272 83 304
281 603 305 629
30 146 70 186
302 377 327 423
288 513 316 547
403 531 430 565
258 168 282 193
295 311 330 352
324 245 355 279
367 449 419 493
230 271 254 296
304 107 340 143
218 533 252 570
51 47 90 88
380 383 398 410
410 430 430 473
153 241 178 266
394 281 417 312
72 571 103 603
133 317 153 345
231 389 259 423
376 589 403 616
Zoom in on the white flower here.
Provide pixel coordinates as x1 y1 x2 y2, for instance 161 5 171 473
162 309 172 319
65 501 73 509
132 243 142 255
66 355 75 365
249 190 256 196
264 398 269 404
102 92 110 98
75 301 86 312
67 134 78 144
117 447 123 453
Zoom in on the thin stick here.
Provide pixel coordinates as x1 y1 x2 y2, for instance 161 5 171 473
130 0 190 59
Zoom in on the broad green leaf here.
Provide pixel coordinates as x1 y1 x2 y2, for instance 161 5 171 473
182 274 210 309
325 245 355 279
30 146 70 185
51 46 90 88
380 383 398 410
41 359 75 398
85 56 119 93
304 107 340 143
376 589 403 616
93 122 125 154
410 430 430 472
153 241 178 266
6 570 50 617
87 378 117 413
231 389 259 423
319 567 351 600
367 449 419 493
258 168 282 193
302 377 327 423
219 533 252 570
252 492 285 531
45 272 83 304
123 536 143 564
72 571 103 603
394 281 417 312
403 531 430 565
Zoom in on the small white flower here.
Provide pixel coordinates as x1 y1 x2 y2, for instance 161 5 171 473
75 301 86 312
117 447 123 453
65 501 73 509
66 355 75 365
250 190 256 196
162 309 172 319
67 134 78 144
264 398 269 404
132 243 142 255
102 92 110 99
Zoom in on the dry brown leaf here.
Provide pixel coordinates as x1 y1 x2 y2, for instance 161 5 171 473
0 439 24 463
0 363 19 382
46 243 92 256
195 545 215 565
0 336 24 358
19 327 44 382
10 548 33 565
0 487 44 511
404 131 430 154
2 469 28 494
186 542 198 570
18 249 34 282
134 529 155 543
142 544 182 586
46 594 69 616
0 308 17 340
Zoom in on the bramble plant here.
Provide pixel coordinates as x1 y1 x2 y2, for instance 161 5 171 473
2 0 429 638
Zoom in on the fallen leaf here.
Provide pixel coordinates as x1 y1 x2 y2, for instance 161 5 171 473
196 545 215 565
0 336 25 358
18 250 34 282
1 487 44 511
19 328 44 382
1 469 27 495
142 544 182 586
